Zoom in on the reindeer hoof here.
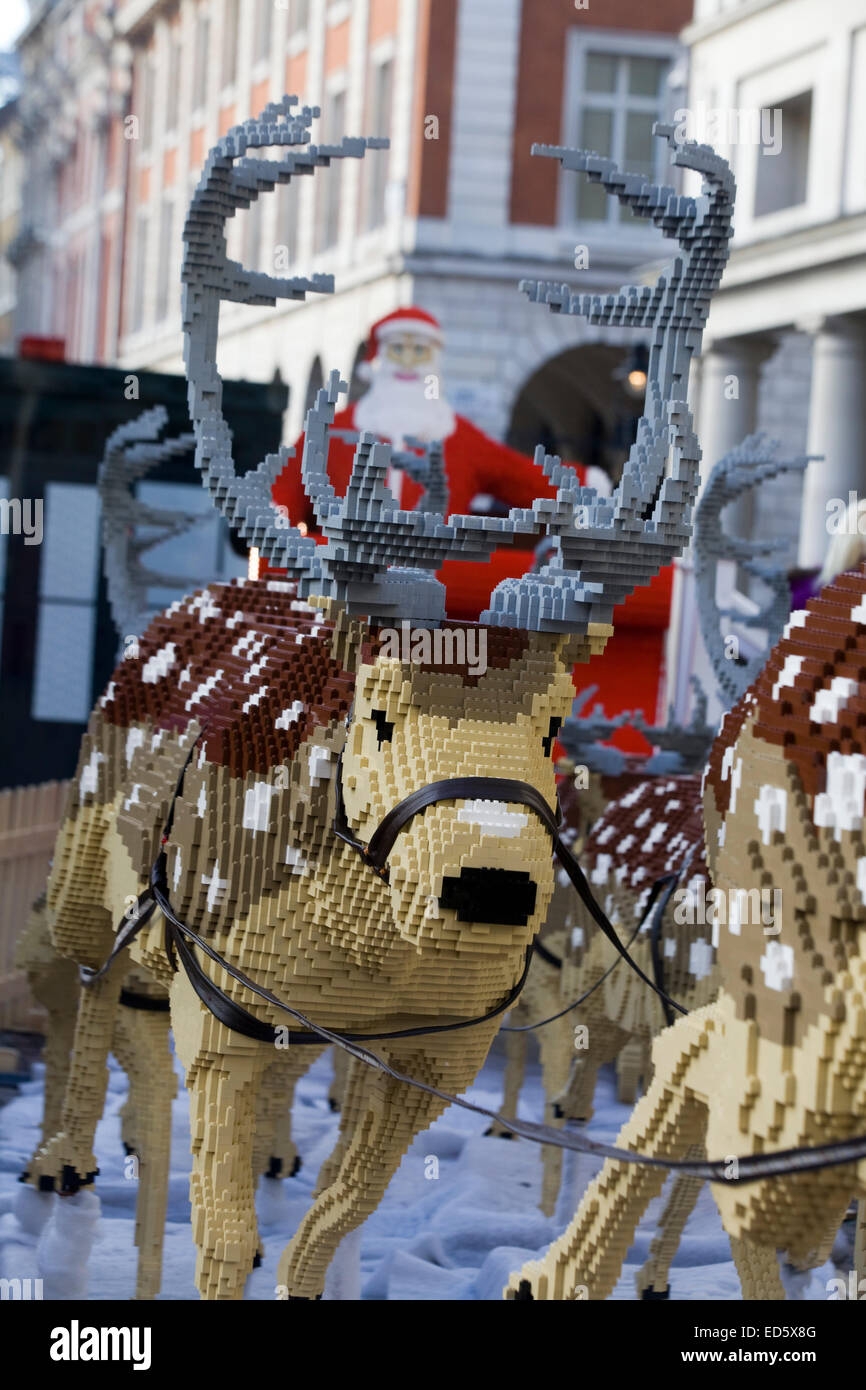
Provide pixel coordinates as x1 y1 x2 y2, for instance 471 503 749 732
641 1285 670 1300
552 1103 565 1119
252 1252 263 1269
483 1126 515 1139
286 1293 322 1301
265 1156 283 1179
328 1097 340 1113
290 1154 302 1176
512 1279 535 1301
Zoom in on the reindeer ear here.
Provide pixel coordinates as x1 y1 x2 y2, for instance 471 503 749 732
557 626 614 669
311 594 372 672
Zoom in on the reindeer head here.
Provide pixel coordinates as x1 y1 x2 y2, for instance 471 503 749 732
180 98 734 957
704 566 866 1048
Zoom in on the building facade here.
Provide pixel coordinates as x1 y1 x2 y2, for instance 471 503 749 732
666 0 866 719
11 0 693 481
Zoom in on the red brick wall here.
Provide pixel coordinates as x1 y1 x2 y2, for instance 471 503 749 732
406 0 458 219
510 0 692 225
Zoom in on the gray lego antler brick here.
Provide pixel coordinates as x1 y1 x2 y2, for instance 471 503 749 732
99 407 210 639
694 432 817 705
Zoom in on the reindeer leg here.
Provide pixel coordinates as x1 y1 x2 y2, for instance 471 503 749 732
110 996 177 1300
253 1050 324 1181
278 1024 500 1300
487 1019 526 1138
24 950 79 1160
616 1034 646 1106
538 1016 577 1217
504 1012 714 1300
328 1045 350 1114
635 1147 704 1299
729 1235 786 1300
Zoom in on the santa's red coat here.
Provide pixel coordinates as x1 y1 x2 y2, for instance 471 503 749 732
271 404 672 750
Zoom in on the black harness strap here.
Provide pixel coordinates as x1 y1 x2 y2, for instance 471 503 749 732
531 939 563 970
119 987 171 1012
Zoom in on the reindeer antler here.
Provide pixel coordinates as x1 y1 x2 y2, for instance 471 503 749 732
480 127 736 632
99 407 210 639
694 432 816 705
184 109 736 632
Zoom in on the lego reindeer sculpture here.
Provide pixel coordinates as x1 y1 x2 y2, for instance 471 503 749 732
28 98 733 1300
506 570 866 1300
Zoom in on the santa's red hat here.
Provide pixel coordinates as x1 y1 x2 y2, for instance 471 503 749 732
364 307 443 362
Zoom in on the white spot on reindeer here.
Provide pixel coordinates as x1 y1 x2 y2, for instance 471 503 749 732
851 599 866 625
620 783 647 809
590 853 612 885
664 937 677 958
717 820 726 848
771 654 804 701
243 657 269 684
243 782 277 832
665 799 682 811
185 670 224 711
173 847 183 891
290 598 318 612
226 610 245 630
810 676 858 725
760 940 794 992
814 752 866 838
457 800 529 838
265 580 293 594
783 610 808 638
594 824 616 844
644 822 666 850
79 750 104 800
197 784 207 818
178 666 191 686
166 599 183 617
689 938 714 980
142 642 177 684
755 783 787 845
571 926 584 950
122 783 141 811
242 686 269 713
275 702 305 730
308 746 333 785
189 590 221 624
721 746 742 813
151 730 164 750
285 844 308 875
125 726 144 765
634 808 652 829
99 682 116 708
232 631 265 659
201 862 228 912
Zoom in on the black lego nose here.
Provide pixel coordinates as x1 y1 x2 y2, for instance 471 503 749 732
438 868 538 926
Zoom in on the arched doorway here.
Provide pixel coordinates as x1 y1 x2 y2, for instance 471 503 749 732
506 342 647 483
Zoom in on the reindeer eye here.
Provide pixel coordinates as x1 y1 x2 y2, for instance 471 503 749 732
542 717 562 757
371 710 395 747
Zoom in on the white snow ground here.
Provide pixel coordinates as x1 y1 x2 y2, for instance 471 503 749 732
0 1044 847 1300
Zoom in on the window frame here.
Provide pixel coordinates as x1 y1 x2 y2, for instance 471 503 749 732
559 29 682 241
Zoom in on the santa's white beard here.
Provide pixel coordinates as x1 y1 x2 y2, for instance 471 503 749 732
353 370 457 447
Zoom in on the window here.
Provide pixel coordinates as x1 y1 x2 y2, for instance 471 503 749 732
316 88 346 252
31 484 101 723
222 0 240 86
569 48 671 225
753 90 811 218
155 198 175 321
255 0 273 64
165 36 182 133
193 11 210 111
291 0 310 33
362 58 393 232
138 58 154 150
131 212 148 331
277 176 300 268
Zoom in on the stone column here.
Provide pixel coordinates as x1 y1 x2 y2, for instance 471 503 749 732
666 335 776 725
797 315 866 569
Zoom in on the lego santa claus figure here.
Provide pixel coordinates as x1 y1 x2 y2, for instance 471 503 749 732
271 307 672 747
